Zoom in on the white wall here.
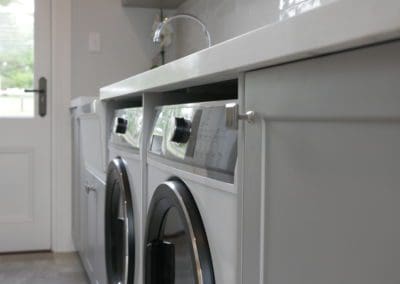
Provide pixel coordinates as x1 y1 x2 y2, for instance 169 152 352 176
167 0 336 59
71 0 160 98
174 0 279 57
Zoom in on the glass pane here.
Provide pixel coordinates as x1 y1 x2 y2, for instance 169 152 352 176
0 0 34 117
162 207 196 284
279 0 336 20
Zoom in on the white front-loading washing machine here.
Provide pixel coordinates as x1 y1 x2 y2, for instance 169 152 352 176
105 107 144 284
145 100 238 284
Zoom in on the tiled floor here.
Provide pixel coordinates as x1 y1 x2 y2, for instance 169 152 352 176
0 252 88 284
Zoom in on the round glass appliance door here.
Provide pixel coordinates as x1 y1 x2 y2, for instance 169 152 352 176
105 158 135 284
145 179 215 284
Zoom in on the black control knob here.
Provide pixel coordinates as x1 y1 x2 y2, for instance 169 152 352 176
115 117 128 134
170 117 191 143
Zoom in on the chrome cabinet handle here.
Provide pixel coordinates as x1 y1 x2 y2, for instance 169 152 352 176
225 103 255 129
84 183 96 194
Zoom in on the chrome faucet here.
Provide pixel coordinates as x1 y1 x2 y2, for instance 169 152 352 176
153 14 212 48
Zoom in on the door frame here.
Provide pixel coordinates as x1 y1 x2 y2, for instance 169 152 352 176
51 0 75 252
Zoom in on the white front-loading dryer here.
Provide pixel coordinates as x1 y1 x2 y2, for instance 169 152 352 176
105 107 143 284
145 101 239 284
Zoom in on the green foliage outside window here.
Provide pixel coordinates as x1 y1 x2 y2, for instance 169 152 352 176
0 0 14 6
0 0 34 89
0 50 33 89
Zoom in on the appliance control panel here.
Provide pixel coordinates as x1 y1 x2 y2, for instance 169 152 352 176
110 107 143 150
149 100 238 178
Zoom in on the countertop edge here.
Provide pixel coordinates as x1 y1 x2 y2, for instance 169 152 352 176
100 0 400 100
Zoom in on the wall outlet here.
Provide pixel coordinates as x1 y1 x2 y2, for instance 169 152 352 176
88 32 101 52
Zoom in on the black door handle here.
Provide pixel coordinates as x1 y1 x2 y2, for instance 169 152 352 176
24 77 47 117
24 89 45 93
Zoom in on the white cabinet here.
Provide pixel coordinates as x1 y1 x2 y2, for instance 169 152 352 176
242 41 400 284
94 174 107 284
79 168 97 281
79 168 107 284
71 108 82 252
74 101 108 284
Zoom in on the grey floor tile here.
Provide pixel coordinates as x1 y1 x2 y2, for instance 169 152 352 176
0 252 88 284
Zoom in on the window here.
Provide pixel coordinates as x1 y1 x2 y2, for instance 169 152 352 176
0 0 34 117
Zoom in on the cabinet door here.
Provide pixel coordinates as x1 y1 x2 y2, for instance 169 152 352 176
87 181 98 278
95 177 107 284
79 167 88 265
71 112 81 251
243 41 400 284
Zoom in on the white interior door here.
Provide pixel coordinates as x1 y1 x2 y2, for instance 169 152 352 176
0 0 51 252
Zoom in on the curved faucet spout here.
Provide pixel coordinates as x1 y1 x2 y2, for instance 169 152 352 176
153 14 212 48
